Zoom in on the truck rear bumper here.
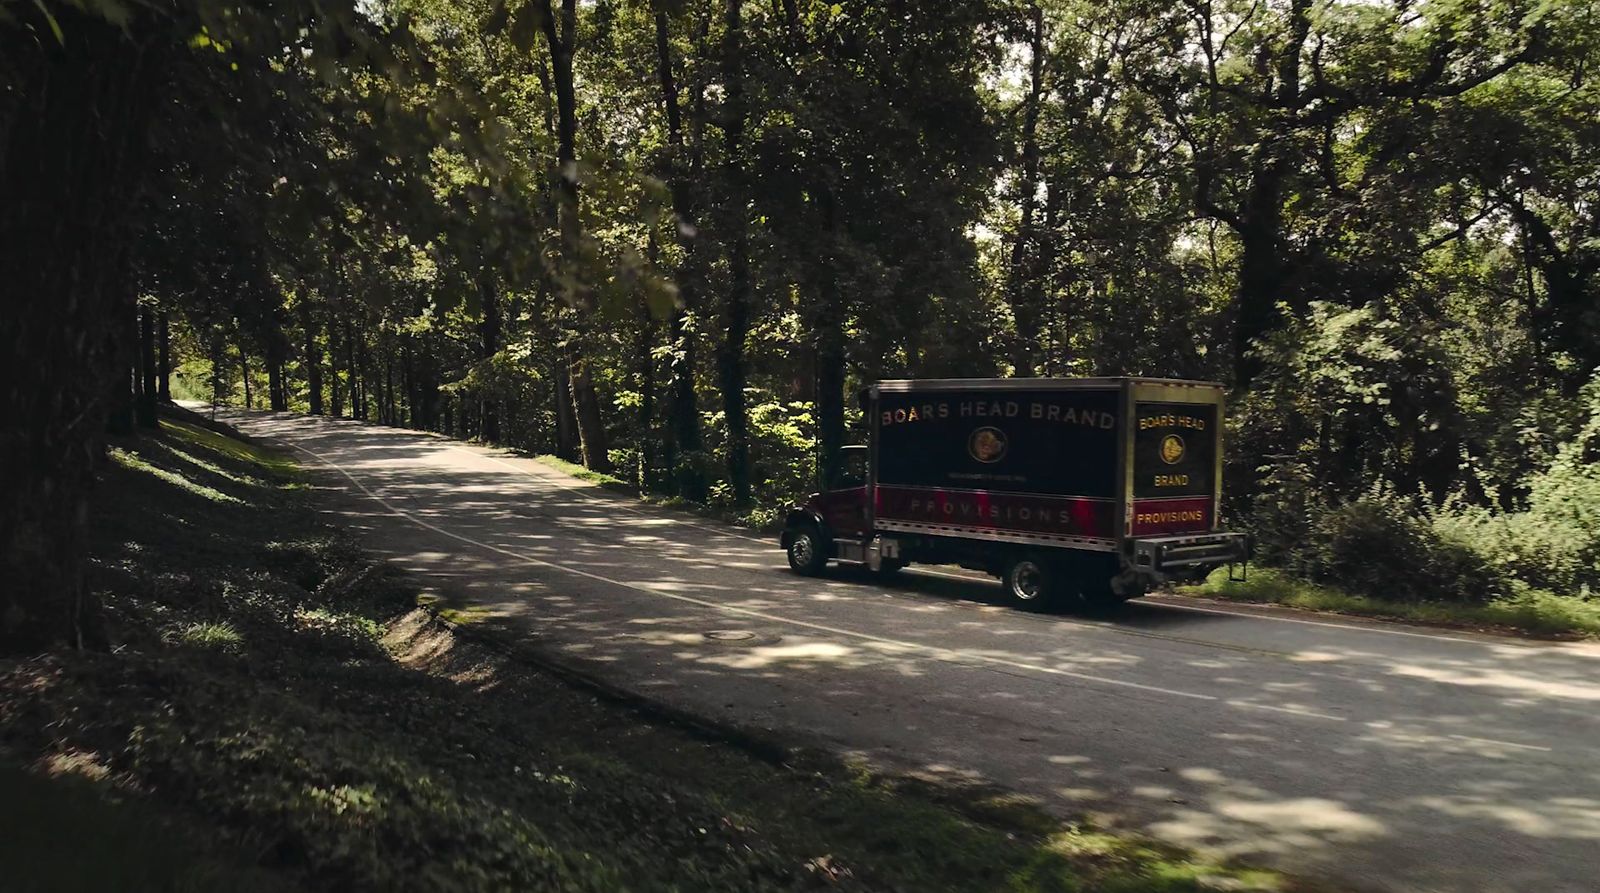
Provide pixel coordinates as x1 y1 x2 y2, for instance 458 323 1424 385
1128 532 1249 573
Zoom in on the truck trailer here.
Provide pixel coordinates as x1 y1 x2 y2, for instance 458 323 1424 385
780 377 1249 608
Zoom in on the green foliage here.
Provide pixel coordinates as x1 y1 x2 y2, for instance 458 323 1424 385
1241 370 1600 609
1190 567 1600 639
109 446 243 505
1308 494 1509 605
1431 373 1600 596
534 454 633 492
741 396 818 509
10 0 1600 630
175 621 244 651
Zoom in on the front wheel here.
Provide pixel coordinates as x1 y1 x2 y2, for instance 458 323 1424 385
786 527 828 575
1002 555 1056 609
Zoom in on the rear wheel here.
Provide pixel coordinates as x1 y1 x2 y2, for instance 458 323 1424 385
786 526 828 576
1075 555 1136 613
1077 579 1130 613
875 559 906 576
1002 555 1056 609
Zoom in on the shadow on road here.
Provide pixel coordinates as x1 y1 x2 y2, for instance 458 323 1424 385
225 408 1600 893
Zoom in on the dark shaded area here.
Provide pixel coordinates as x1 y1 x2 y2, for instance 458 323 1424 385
0 410 1269 891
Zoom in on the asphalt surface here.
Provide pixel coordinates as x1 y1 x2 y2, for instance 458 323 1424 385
217 408 1600 893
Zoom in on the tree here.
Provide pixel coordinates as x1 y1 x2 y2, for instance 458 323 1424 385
1 5 166 649
654 2 709 500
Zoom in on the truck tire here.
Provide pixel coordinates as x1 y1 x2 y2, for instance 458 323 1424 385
786 526 828 576
875 559 906 576
1075 555 1133 613
1001 555 1057 609
1078 581 1129 613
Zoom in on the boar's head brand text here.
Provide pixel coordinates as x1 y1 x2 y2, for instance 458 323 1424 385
881 400 1116 429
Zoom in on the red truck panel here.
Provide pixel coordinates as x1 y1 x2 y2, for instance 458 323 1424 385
876 485 1116 540
1130 497 1213 536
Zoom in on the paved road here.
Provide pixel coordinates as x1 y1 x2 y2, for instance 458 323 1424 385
221 409 1600 893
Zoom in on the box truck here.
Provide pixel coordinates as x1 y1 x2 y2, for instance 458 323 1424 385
780 378 1249 608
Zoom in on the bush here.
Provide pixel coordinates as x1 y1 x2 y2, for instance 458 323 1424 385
1288 494 1510 604
1430 373 1600 597
1240 370 1600 605
1431 505 1595 598
1242 459 1318 569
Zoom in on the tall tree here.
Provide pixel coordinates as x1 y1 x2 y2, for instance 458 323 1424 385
717 0 753 504
539 0 613 472
1 6 162 649
654 4 709 501
1004 1 1046 377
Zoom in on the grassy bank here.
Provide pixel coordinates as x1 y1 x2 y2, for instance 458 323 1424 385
0 412 1293 892
533 453 790 532
1181 567 1600 639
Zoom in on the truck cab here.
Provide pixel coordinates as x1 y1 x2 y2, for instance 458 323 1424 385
780 377 1249 609
812 445 870 540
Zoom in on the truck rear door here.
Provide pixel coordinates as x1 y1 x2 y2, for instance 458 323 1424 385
1127 386 1222 537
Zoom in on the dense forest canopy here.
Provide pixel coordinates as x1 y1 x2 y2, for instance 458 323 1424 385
3 0 1598 648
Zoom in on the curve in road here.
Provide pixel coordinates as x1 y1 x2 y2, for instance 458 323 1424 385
219 409 1600 893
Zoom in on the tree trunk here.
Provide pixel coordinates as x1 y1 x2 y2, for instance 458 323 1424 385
209 340 227 411
568 352 609 470
137 306 158 428
328 318 344 418
343 318 359 419
104 290 140 436
402 344 416 427
1038 180 1062 374
718 0 752 505
266 334 287 412
357 334 370 421
654 8 708 501
554 356 579 460
815 322 845 490
302 299 323 415
1005 2 1045 377
636 283 657 493
1231 166 1287 386
158 311 172 402
238 340 253 409
107 358 137 435
384 353 395 427
812 189 846 489
1222 0 1308 386
1513 202 1600 392
541 0 611 471
478 271 502 443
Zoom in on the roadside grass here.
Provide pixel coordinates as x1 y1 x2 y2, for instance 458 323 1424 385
532 455 787 533
164 414 301 477
1181 567 1600 639
533 453 635 493
0 411 1300 892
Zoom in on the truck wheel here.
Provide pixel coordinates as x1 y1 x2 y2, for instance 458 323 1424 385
786 527 828 576
1078 581 1129 613
1075 557 1133 613
1002 555 1056 609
